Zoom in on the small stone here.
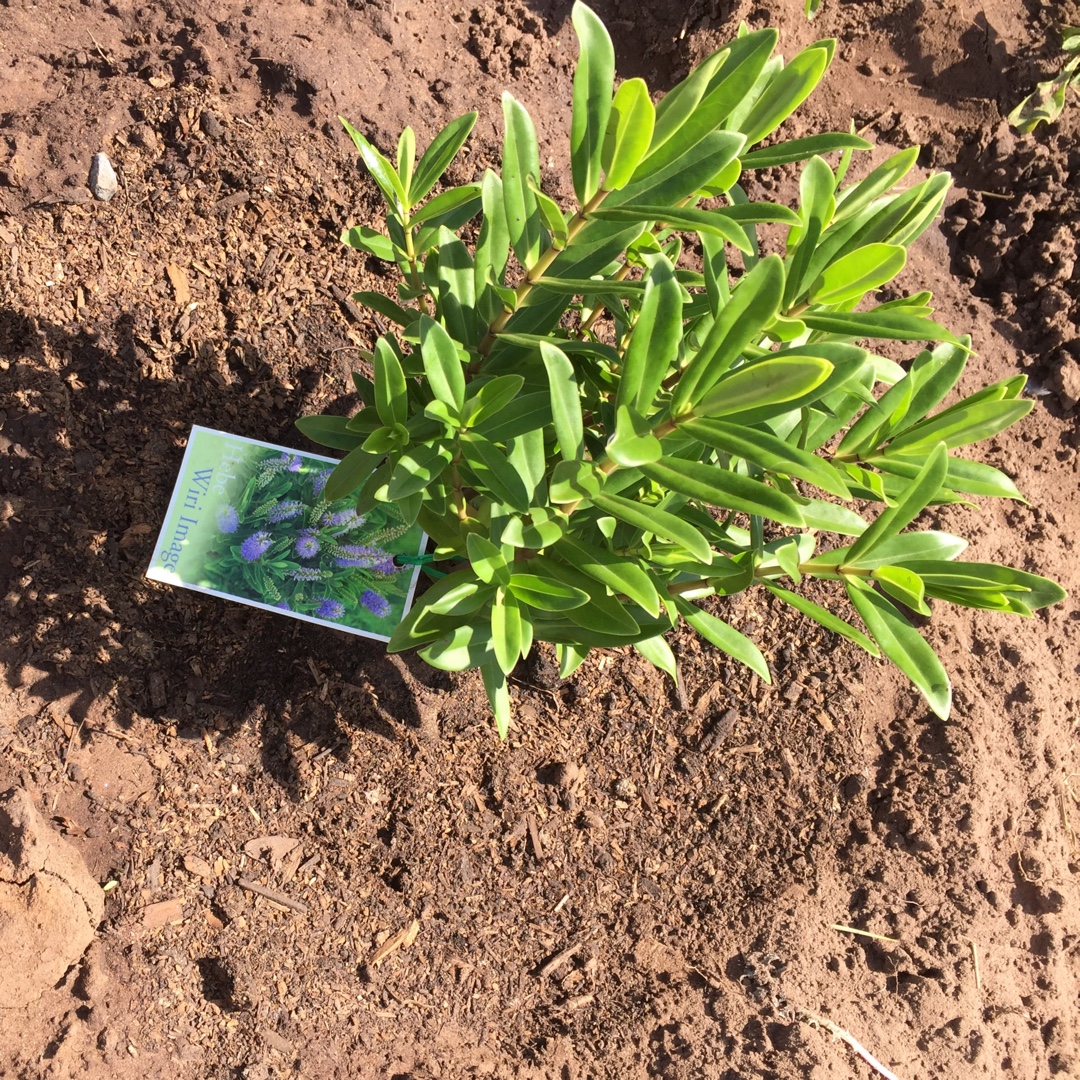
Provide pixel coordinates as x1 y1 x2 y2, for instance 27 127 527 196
182 854 214 879
1054 354 1080 411
613 777 637 800
200 111 224 138
88 153 118 202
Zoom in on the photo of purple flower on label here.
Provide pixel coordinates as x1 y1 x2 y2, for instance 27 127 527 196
146 426 427 641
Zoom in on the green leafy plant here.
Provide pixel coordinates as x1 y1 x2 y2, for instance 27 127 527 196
299 4 1065 735
1009 25 1080 133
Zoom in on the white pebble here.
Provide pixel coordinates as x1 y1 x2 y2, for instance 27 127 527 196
88 153 118 202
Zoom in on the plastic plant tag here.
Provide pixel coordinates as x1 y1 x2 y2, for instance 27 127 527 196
146 426 427 641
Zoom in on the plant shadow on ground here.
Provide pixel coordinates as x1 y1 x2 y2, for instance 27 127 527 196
0 303 454 799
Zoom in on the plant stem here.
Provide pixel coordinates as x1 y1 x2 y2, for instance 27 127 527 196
477 188 610 357
401 210 429 317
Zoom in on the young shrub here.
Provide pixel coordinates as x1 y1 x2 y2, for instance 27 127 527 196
299 4 1065 735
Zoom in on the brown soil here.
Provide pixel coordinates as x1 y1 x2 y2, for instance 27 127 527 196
1 1 1078 1077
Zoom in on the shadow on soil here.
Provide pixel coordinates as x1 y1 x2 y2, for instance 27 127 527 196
0 304 449 799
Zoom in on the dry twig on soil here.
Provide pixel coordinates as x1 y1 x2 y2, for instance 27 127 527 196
797 1006 902 1080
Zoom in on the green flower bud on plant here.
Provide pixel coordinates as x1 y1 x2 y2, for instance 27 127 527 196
299 3 1066 737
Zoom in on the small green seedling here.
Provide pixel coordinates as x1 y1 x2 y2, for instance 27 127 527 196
1010 25 1080 133
300 4 1065 735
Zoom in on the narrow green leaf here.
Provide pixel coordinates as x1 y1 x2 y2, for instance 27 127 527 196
508 573 590 611
491 586 523 674
833 146 920 222
807 531 966 571
507 427 545 501
676 598 770 681
691 355 834 421
764 584 880 656
557 643 589 678
532 555 642 636
550 459 601 503
640 457 806 527
388 568 479 651
681 417 850 497
466 532 511 586
611 131 746 210
873 564 930 615
341 225 397 262
540 342 584 460
386 441 453 500
411 112 478 205
555 535 662 617
419 315 466 412
590 204 753 252
672 254 786 414
847 442 948 563
738 46 830 146
501 93 543 270
528 176 569 248
618 251 682 415
462 375 526 428
533 276 647 296
459 434 532 512
601 78 656 192
480 659 512 738
410 183 483 227
475 170 510 291
634 635 678 683
798 499 868 535
473 392 552 442
884 399 1033 455
871 453 1026 501
785 155 835 305
296 414 365 452
649 44 732 156
324 445 380 502
801 309 966 346
642 30 775 174
501 507 566 549
895 561 1066 610
352 291 411 326
845 577 951 719
592 489 713 563
397 126 416 199
809 243 907 306
425 578 493 617
340 117 406 209
373 336 408 428
570 1 615 204
741 133 872 168
607 404 662 467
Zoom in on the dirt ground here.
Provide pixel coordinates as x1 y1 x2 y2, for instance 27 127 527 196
1 0 1078 1076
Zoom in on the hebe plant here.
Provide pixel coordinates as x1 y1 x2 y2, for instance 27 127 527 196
299 5 1065 735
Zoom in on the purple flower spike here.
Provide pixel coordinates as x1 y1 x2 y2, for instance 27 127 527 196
216 505 239 534
289 567 326 582
360 589 390 618
312 469 333 497
275 600 291 611
316 597 345 620
295 530 320 559
240 531 272 562
322 508 365 529
278 453 303 473
266 500 305 524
